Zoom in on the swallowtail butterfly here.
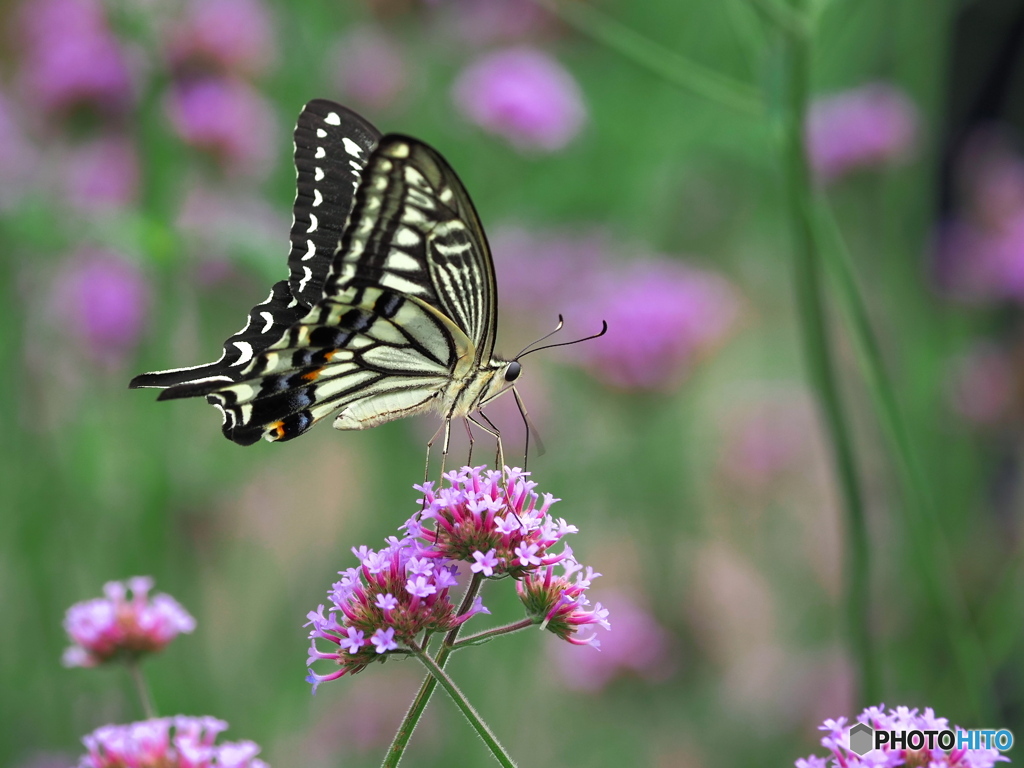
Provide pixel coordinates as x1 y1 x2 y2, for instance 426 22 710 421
131 100 525 459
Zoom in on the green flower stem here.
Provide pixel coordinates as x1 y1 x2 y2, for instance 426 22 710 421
413 649 517 768
780 0 878 706
452 618 536 649
531 0 763 116
126 659 156 719
745 0 811 39
381 574 484 768
815 203 993 720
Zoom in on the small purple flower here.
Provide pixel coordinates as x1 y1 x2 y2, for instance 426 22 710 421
452 47 586 152
570 260 740 391
549 591 674 691
446 0 553 46
61 135 139 212
797 704 1009 768
50 250 150 367
165 0 277 77
516 559 609 647
17 0 135 116
411 465 574 579
0 91 38 210
165 77 277 178
62 577 196 668
305 537 481 691
806 82 919 183
77 716 268 767
329 24 408 112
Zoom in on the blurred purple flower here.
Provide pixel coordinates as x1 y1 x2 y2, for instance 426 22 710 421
61 135 139 211
62 576 195 667
452 47 586 152
934 130 1024 303
797 704 1008 768
549 591 673 691
51 250 150 367
490 224 609 317
329 25 408 112
165 77 277 177
445 0 553 46
571 260 740 391
0 91 39 209
166 0 277 77
78 716 268 768
946 343 1015 426
718 394 814 491
17 0 135 115
806 83 919 183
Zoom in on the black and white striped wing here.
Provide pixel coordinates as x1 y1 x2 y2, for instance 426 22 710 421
325 135 499 363
208 285 472 445
288 100 381 307
129 100 381 398
129 280 304 395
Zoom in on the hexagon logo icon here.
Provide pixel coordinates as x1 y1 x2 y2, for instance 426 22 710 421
849 723 874 756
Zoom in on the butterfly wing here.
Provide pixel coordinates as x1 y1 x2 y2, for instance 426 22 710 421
288 100 381 307
326 135 499 362
206 135 498 444
129 100 381 396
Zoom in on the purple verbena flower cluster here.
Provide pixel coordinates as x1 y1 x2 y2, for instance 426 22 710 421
306 466 608 692
516 560 609 647
408 465 575 579
305 537 487 690
797 705 1009 768
78 716 267 768
62 576 196 668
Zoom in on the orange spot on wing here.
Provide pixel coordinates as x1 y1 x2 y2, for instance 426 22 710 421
271 421 286 440
302 367 324 381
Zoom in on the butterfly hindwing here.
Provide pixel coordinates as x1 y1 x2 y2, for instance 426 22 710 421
128 280 304 397
288 100 381 308
325 135 498 363
209 285 470 444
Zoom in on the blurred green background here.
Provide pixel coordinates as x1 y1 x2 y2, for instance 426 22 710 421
3 0 1024 765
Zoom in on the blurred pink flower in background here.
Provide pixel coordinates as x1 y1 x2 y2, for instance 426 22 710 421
165 0 277 77
490 224 609 317
165 77 277 177
62 576 195 667
61 135 139 211
329 24 408 112
452 47 586 152
78 716 268 768
549 591 673 691
445 0 553 45
718 393 815 491
0 91 38 209
17 0 135 115
946 343 1016 426
934 131 1024 303
805 83 919 183
50 250 150 367
571 260 740 391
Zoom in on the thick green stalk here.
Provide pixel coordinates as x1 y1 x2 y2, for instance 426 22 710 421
816 205 993 720
414 651 517 768
381 574 483 768
781 2 879 705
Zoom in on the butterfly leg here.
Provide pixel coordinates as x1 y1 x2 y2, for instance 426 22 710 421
439 417 453 480
463 418 476 466
512 386 544 470
424 421 447 487
469 412 504 472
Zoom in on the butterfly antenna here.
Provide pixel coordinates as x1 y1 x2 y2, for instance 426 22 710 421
517 320 608 359
513 316 565 360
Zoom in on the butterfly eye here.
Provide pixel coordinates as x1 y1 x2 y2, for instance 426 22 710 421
504 361 522 382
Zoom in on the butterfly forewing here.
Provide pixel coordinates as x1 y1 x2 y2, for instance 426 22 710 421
288 100 382 307
326 136 498 362
129 280 305 396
